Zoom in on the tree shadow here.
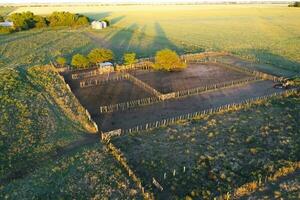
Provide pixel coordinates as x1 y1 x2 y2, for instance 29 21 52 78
234 48 300 76
110 15 125 25
82 11 111 21
147 22 182 56
107 23 139 60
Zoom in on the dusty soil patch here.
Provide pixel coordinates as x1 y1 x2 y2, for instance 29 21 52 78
129 63 252 93
72 80 153 115
97 80 284 132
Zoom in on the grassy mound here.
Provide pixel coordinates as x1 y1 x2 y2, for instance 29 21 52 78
0 65 96 183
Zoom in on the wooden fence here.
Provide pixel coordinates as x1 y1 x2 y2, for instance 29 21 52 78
107 143 154 199
181 51 229 62
100 96 160 113
174 77 260 98
99 77 259 113
102 89 297 141
71 67 114 80
126 73 162 97
79 74 129 88
213 59 282 82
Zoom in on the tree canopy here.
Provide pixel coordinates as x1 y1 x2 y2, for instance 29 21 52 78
8 11 36 30
123 52 137 66
0 15 4 22
87 48 114 64
289 2 300 7
71 54 89 69
6 11 89 33
154 49 186 71
48 12 90 27
56 56 67 66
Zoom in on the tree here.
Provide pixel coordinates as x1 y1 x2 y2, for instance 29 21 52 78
154 49 186 71
47 12 89 27
8 12 36 30
71 54 89 69
0 16 4 22
123 52 137 66
33 15 48 28
87 48 114 64
56 56 67 66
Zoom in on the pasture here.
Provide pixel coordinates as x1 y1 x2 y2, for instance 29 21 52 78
12 4 300 74
111 92 300 199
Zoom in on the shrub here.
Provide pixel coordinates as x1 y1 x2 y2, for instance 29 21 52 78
47 12 90 27
33 15 48 28
0 15 4 22
154 49 186 71
71 54 89 69
56 56 67 66
8 11 36 30
87 48 114 64
288 2 300 7
0 26 14 34
123 52 137 66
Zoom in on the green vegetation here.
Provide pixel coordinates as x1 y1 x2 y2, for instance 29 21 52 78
0 65 96 182
72 54 90 69
87 48 114 64
5 11 89 33
111 92 300 199
0 15 4 22
0 29 93 70
0 6 16 16
48 11 89 27
0 143 141 199
8 12 43 30
288 2 300 7
56 56 67 66
154 49 186 71
123 52 137 66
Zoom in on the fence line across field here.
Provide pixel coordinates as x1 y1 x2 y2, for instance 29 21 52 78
101 89 297 141
107 142 154 199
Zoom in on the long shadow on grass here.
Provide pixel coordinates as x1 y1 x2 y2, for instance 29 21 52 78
238 49 300 75
106 23 139 59
82 11 111 21
146 22 183 56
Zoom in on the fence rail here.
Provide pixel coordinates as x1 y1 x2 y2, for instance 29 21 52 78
99 76 260 113
100 96 160 113
107 143 154 199
79 74 129 88
126 73 162 97
102 89 297 141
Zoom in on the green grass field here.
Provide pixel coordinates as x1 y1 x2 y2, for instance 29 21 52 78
10 4 300 73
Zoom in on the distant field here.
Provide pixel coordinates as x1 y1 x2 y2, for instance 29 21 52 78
12 4 300 73
0 6 15 16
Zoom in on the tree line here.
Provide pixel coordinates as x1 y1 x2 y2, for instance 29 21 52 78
57 48 186 71
0 11 90 34
288 2 300 7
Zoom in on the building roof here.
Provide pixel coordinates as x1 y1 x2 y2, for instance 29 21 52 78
0 21 13 27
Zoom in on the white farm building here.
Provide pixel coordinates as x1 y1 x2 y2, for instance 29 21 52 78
91 21 107 30
0 21 14 27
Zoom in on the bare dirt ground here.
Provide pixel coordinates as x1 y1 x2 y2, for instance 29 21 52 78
96 80 284 132
129 63 252 93
72 80 153 115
